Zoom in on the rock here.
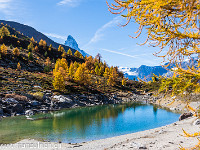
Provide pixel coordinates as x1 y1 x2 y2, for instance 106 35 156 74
179 112 193 121
13 104 24 113
4 98 18 104
193 119 200 125
25 110 34 116
31 101 40 106
0 108 3 116
53 95 72 103
2 107 12 114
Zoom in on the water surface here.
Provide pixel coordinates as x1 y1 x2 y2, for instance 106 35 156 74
0 103 180 144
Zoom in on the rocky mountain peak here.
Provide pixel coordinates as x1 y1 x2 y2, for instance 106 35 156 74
64 35 80 51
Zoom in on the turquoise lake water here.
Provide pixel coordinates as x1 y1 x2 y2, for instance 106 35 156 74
0 103 180 144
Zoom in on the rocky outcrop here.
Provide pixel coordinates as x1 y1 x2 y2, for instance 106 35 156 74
0 91 146 118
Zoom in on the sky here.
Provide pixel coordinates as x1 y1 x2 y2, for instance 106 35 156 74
0 0 164 68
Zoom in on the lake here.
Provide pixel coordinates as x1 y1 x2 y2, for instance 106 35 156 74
0 103 180 144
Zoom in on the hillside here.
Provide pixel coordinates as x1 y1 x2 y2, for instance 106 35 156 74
0 20 76 54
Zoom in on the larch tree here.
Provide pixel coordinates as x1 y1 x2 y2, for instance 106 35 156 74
67 49 73 55
1 44 7 55
13 47 20 56
74 63 90 85
0 26 10 37
53 70 65 91
107 0 200 94
28 42 34 51
108 0 200 149
17 62 21 70
30 37 35 43
68 62 75 80
58 45 64 52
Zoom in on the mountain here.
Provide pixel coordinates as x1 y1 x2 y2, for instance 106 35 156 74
119 65 167 81
64 35 89 57
0 20 76 54
119 57 199 81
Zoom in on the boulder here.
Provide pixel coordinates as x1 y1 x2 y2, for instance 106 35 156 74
193 119 200 125
31 101 40 106
13 104 24 113
25 110 34 116
4 98 18 104
179 112 193 121
53 95 73 103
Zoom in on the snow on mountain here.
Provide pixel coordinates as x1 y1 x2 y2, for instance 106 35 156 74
119 56 199 81
64 35 89 57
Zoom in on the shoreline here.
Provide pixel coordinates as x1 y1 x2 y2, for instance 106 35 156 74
2 116 199 150
1 94 200 150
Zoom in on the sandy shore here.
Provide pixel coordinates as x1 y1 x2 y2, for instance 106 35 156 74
1 99 200 150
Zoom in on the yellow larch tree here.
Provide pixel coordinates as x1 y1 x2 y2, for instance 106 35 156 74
1 44 7 55
67 49 72 55
13 47 20 56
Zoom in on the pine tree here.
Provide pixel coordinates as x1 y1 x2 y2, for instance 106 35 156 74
53 71 65 91
68 62 75 80
1 44 7 55
67 49 72 55
13 47 20 56
44 51 48 57
0 26 10 37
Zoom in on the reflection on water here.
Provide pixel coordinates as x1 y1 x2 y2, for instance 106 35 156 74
0 103 180 144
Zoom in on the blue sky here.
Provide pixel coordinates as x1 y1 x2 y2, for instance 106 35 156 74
0 0 163 67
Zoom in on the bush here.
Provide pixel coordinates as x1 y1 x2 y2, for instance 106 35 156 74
32 92 44 101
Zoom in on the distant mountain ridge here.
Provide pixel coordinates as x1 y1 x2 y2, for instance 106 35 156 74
0 20 76 54
119 57 199 81
64 35 89 57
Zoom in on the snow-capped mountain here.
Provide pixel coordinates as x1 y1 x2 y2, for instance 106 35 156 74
64 35 89 57
119 56 199 81
119 65 167 81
